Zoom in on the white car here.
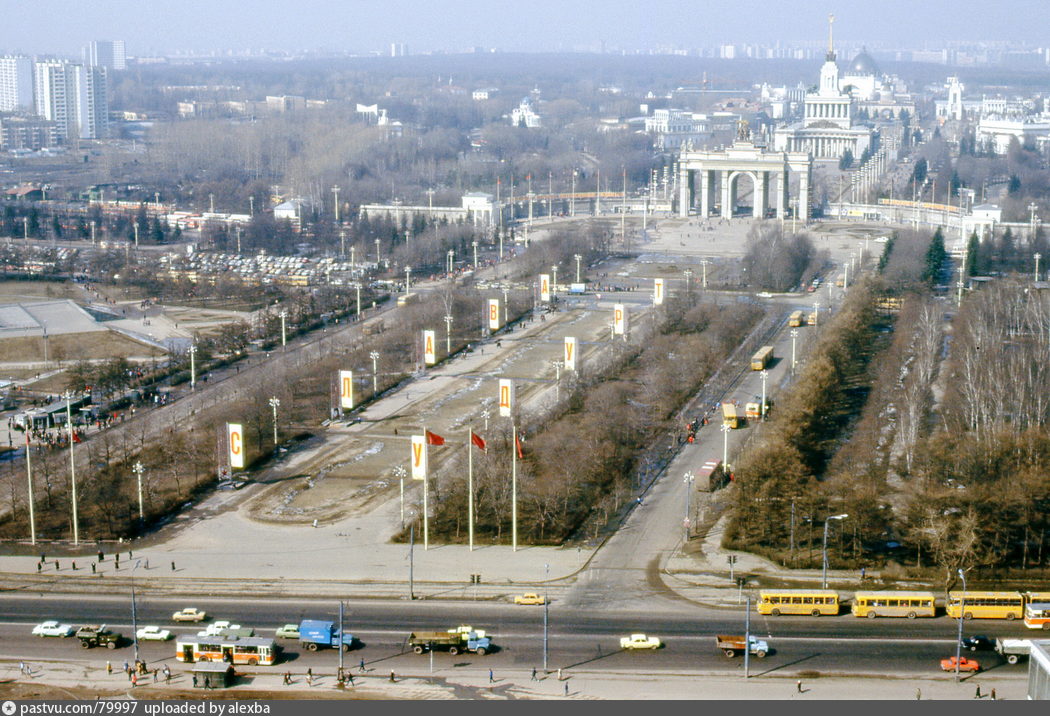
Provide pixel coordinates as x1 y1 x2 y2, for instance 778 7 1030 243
620 633 662 650
172 608 207 623
136 626 173 641
32 620 74 637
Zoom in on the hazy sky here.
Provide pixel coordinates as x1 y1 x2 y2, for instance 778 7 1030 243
3 0 1047 56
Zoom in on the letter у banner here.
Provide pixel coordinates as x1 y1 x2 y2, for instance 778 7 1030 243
653 278 665 305
613 304 627 335
227 423 244 469
410 434 427 480
498 378 515 417
488 299 501 331
564 336 577 372
423 329 437 365
339 370 354 410
539 274 550 302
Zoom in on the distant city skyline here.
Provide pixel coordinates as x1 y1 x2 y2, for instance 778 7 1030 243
2 0 1049 57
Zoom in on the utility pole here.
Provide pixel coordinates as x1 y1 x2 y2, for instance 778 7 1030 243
574 254 583 283
189 343 196 390
371 351 380 394
332 185 341 223
444 314 453 355
269 397 280 447
791 328 799 372
64 392 79 545
133 461 145 524
279 310 288 348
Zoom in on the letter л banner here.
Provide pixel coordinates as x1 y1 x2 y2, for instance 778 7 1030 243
410 434 427 480
613 304 627 335
488 299 501 330
423 329 436 365
339 370 354 410
564 336 577 372
227 423 244 469
498 378 515 417
539 274 550 302
653 278 665 305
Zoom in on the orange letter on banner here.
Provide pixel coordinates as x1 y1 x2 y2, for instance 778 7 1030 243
228 423 244 469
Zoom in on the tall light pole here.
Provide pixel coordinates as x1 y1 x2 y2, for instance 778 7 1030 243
131 560 141 664
574 254 583 283
760 370 768 421
332 185 341 223
189 343 196 391
821 514 848 588
64 391 79 546
354 283 361 318
472 241 479 270
721 423 730 472
405 266 412 292
133 461 145 525
551 265 558 299
370 351 380 394
790 328 799 372
1036 253 1042 283
268 396 280 447
684 269 693 295
279 310 287 348
394 465 407 529
502 288 509 324
24 431 35 545
444 314 453 354
249 195 254 217
1029 202 1039 242
375 239 381 266
543 562 550 673
209 193 215 214
700 258 710 288
447 249 454 277
683 472 694 541
955 568 967 681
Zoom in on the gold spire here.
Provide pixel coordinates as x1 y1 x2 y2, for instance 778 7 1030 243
828 13 835 55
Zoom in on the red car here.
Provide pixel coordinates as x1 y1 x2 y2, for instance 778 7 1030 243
940 656 980 672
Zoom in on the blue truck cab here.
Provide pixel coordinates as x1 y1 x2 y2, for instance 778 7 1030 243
298 619 354 652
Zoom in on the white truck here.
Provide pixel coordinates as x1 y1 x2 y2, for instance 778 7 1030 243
995 638 1032 665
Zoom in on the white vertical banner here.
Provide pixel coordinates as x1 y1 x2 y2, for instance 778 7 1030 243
227 423 244 469
498 378 515 417
539 273 550 302
613 303 627 335
653 278 665 305
410 434 427 480
339 370 354 410
423 329 436 365
564 336 578 372
488 298 501 330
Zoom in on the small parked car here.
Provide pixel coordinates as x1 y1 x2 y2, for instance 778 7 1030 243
275 624 300 639
136 626 173 641
941 656 980 672
620 634 662 650
32 621 74 638
962 635 994 652
172 608 207 623
514 593 546 605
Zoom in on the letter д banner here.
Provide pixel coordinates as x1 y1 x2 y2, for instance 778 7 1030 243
564 336 577 372
227 423 244 469
539 274 550 302
423 329 436 365
613 304 627 335
653 278 665 306
410 434 427 480
498 378 515 417
488 299 501 331
339 370 354 410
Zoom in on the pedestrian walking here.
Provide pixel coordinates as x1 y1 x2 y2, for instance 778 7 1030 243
204 677 210 690
171 561 176 571
991 688 996 700
564 682 569 697
131 673 138 687
91 563 96 574
122 661 128 674
348 674 354 687
164 666 171 683
307 668 312 680
916 688 921 700
106 661 112 675
489 668 494 683
192 675 198 688
153 669 158 683
975 685 982 699
306 673 313 687
19 661 25 675
557 668 562 681
359 658 366 672
531 667 537 681
390 671 396 683
797 680 803 693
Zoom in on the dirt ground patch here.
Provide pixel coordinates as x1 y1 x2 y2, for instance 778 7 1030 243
0 331 163 363
0 280 83 302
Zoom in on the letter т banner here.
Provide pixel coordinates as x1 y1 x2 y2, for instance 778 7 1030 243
613 304 627 335
423 329 437 365
227 423 244 469
339 370 354 410
564 336 577 372
488 299 501 331
539 274 550 302
653 278 665 305
498 378 515 417
410 434 427 480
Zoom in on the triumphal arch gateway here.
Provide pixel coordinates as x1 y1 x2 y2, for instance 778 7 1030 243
677 131 813 221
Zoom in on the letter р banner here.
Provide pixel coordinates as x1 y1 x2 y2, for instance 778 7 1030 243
498 378 515 417
339 370 354 409
613 304 627 335
564 336 577 371
227 423 244 469
410 434 427 480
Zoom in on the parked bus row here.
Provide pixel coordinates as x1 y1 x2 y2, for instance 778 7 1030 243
756 589 1050 627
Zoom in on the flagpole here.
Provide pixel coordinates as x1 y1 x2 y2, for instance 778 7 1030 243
423 425 429 551
512 421 518 552
468 428 475 552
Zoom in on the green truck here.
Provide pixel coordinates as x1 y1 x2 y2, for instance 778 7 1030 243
76 625 122 649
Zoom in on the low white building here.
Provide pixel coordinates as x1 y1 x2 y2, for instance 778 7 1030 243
976 116 1050 154
510 97 541 128
472 87 498 101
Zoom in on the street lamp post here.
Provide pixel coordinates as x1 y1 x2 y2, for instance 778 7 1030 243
1030 202 1039 242
821 514 848 588
574 254 583 283
684 269 693 295
394 465 406 529
721 423 730 472
371 351 380 394
447 250 454 278
551 266 558 299
700 258 710 288
543 562 550 673
472 241 479 270
790 329 799 372
354 283 361 318
1036 253 1042 283
268 397 280 447
481 410 490 432
405 266 412 292
502 288 509 324
332 185 341 224
375 239 381 266
132 461 145 524
683 472 694 541
279 310 287 348
188 343 196 391
760 370 768 421
64 391 79 546
131 560 141 664
444 314 453 354
956 568 967 681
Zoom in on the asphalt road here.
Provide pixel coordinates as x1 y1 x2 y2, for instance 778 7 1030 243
0 594 1036 677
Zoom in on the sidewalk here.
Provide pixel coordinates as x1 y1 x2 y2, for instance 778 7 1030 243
0 659 1029 700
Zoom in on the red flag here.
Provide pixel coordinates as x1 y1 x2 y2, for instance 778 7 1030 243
514 433 524 459
470 431 487 452
425 430 445 446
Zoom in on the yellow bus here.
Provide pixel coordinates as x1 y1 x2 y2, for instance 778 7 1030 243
945 591 1024 620
806 312 817 326
851 591 936 619
721 402 739 429
751 346 774 370
1024 602 1050 630
757 590 840 617
788 310 804 327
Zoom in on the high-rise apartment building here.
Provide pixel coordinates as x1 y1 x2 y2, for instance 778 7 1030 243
33 59 108 140
0 55 33 111
84 40 126 71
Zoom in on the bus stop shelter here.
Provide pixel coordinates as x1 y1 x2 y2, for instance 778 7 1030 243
189 662 235 689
